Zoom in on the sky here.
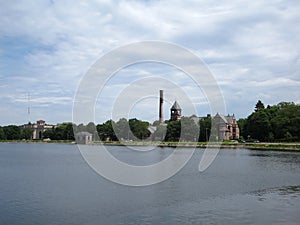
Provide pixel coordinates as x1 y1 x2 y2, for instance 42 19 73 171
0 0 299 125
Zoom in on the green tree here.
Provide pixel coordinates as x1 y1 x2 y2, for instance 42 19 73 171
180 117 199 142
21 128 32 140
255 100 265 112
129 118 151 140
246 109 271 141
3 125 21 140
43 128 55 140
0 127 6 140
152 125 167 141
165 120 181 142
152 120 160 126
45 123 75 140
270 102 300 141
237 118 247 139
242 101 300 142
114 118 130 140
96 120 117 141
199 117 211 142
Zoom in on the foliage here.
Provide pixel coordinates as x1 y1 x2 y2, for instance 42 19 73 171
198 116 211 142
2 125 21 140
255 100 265 112
237 118 247 139
96 118 150 141
0 127 6 140
96 120 117 141
21 128 32 140
152 125 167 141
241 101 300 142
180 117 199 142
164 117 199 142
165 120 181 142
1 100 299 143
128 118 151 140
43 123 75 140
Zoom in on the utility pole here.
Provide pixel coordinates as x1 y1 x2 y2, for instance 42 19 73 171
27 92 31 124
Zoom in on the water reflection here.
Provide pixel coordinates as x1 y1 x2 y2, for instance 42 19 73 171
1 144 300 225
253 185 300 202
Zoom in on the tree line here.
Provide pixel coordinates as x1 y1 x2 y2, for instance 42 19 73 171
0 117 210 142
238 101 300 142
1 101 299 142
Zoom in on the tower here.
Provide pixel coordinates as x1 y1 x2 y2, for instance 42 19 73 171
159 90 164 124
170 101 182 121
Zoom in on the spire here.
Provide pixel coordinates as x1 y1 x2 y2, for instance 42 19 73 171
170 101 182 121
171 101 181 110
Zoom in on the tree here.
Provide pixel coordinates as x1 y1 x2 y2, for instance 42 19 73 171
165 120 181 142
180 117 199 142
3 125 21 140
199 117 211 142
270 102 300 141
246 110 271 141
96 120 117 141
255 100 265 112
21 128 32 140
241 101 300 142
237 118 247 139
43 123 75 140
43 128 55 140
129 118 150 140
152 125 167 141
114 118 130 140
0 127 6 140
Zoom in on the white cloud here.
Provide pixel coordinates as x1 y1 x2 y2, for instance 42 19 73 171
0 0 299 124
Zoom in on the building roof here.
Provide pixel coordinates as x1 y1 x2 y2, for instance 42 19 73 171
215 113 235 124
76 131 93 136
224 115 234 124
215 113 227 123
171 101 181 110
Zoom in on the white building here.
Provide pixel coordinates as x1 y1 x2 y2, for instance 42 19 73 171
22 120 55 139
75 132 93 144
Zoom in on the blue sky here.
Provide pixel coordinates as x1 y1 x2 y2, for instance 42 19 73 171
1 0 300 125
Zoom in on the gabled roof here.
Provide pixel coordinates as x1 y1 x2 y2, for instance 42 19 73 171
215 113 235 124
171 101 181 110
225 116 234 124
215 113 227 123
76 131 92 136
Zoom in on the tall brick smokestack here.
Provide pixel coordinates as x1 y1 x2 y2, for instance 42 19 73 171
159 90 164 124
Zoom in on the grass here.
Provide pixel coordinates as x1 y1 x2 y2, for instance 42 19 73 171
1 139 300 151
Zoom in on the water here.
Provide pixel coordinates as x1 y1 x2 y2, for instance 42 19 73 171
0 143 300 225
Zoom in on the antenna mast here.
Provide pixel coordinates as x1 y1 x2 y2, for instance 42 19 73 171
27 92 31 123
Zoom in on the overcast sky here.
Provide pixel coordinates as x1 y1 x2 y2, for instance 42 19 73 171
1 0 299 125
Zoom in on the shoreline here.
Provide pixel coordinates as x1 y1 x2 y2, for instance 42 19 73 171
101 141 300 151
1 140 300 151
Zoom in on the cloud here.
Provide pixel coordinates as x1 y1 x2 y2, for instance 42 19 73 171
0 0 299 124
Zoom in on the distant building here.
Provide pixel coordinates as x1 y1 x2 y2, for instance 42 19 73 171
75 132 93 144
214 113 240 141
170 101 182 121
22 120 55 139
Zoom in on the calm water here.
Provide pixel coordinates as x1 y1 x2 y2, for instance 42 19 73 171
1 143 300 225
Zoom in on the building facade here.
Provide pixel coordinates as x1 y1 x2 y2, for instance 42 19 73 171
170 101 182 121
75 132 93 144
22 120 55 139
214 113 240 141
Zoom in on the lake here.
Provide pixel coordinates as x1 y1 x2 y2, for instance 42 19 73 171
0 143 300 225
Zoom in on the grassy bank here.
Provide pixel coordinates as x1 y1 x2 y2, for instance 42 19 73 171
1 140 300 151
0 139 75 144
97 141 300 151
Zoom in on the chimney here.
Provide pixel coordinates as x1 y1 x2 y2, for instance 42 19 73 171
159 90 164 124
